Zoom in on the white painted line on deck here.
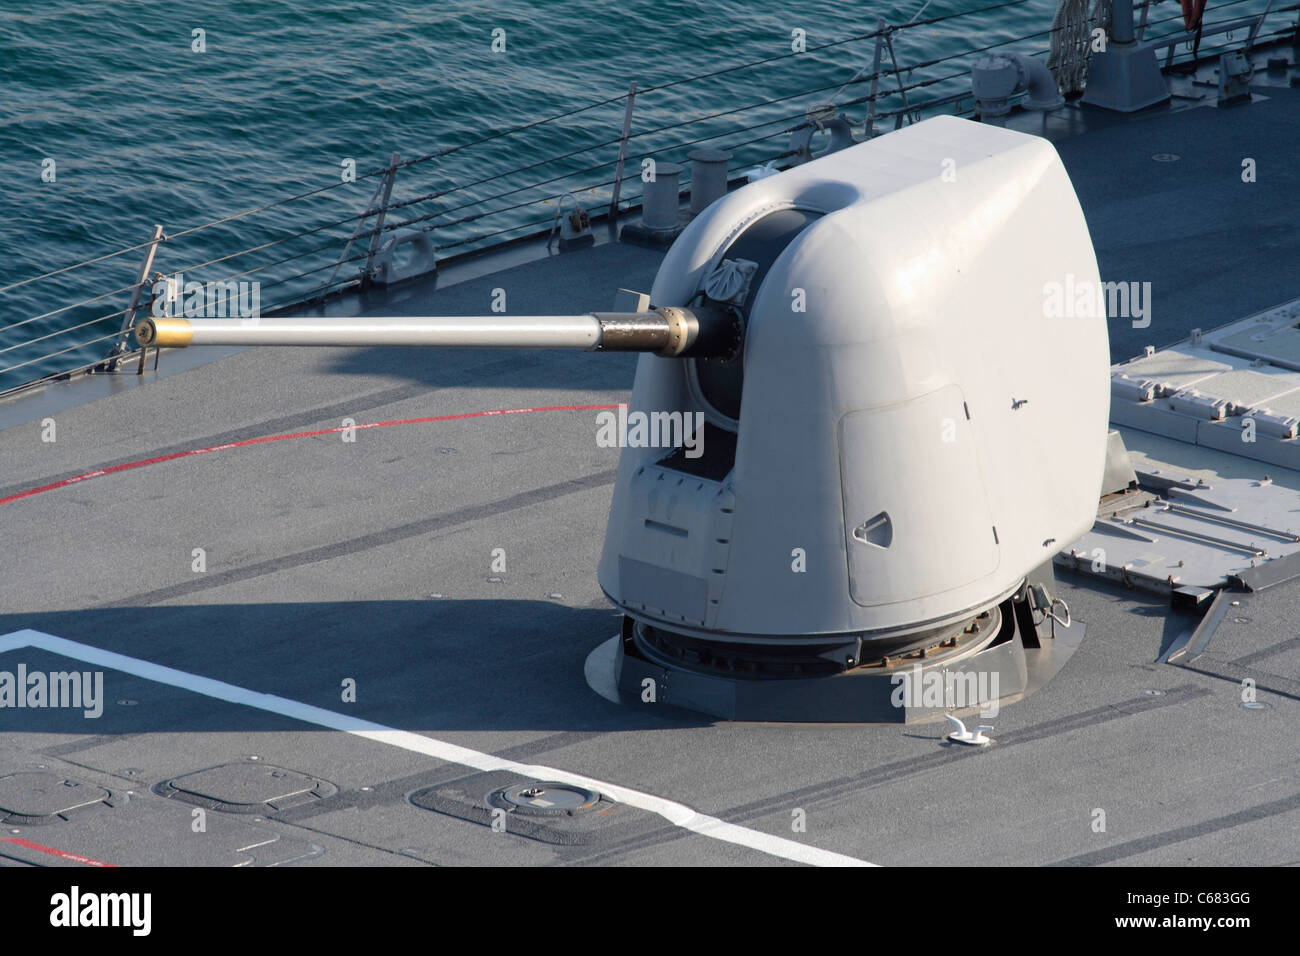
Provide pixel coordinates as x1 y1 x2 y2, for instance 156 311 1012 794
0 629 875 867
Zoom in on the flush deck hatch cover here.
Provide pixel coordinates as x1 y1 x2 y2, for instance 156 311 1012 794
160 763 337 812
0 771 114 823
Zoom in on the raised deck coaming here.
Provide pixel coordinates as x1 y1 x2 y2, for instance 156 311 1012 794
1 49 1299 866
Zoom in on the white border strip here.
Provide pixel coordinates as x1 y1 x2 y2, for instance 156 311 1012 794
0 630 874 867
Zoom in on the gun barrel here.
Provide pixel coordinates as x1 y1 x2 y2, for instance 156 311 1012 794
135 307 735 358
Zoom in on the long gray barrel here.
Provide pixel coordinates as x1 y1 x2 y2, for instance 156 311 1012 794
134 306 737 358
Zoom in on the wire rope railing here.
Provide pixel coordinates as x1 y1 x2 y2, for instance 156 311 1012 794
2 0 1294 397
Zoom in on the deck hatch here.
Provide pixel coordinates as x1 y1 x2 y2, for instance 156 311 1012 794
156 763 338 813
0 771 117 825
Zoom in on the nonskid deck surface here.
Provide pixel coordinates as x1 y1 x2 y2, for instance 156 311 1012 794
1 87 1299 867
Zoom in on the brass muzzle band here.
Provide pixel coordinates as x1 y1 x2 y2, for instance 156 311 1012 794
135 318 193 348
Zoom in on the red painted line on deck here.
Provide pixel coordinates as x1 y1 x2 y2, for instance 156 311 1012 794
0 403 621 509
0 836 116 867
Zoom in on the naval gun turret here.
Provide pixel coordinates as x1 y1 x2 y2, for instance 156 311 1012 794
135 115 1110 722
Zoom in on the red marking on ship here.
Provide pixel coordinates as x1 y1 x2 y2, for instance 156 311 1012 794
0 404 621 508
0 836 116 867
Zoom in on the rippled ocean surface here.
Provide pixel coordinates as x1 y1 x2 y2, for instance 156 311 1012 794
0 0 1262 389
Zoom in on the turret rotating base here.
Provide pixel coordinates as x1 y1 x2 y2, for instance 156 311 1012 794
586 570 1086 722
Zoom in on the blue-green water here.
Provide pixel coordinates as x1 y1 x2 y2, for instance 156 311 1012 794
0 0 1267 390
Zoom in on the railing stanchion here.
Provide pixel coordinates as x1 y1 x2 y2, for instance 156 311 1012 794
1247 0 1276 49
106 224 164 374
1137 0 1153 42
864 20 887 138
321 164 391 298
884 28 913 129
136 274 162 374
609 81 638 221
362 153 401 289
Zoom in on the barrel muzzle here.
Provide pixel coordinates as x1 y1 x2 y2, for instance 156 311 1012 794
134 317 193 348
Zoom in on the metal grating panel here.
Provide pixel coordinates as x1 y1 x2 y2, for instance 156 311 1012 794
1058 473 1300 592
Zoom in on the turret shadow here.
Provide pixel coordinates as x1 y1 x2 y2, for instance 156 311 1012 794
0 599 710 735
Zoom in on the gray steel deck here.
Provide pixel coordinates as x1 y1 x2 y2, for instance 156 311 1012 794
1 71 1298 866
